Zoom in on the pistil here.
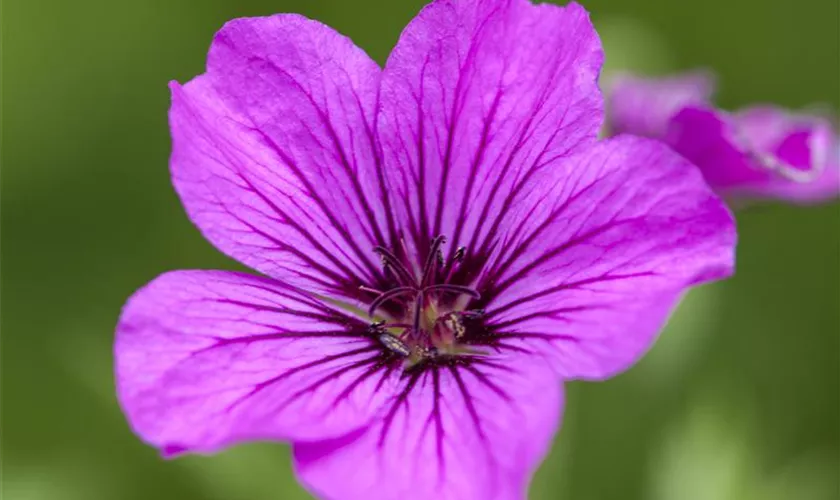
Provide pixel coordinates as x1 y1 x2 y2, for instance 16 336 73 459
366 235 483 361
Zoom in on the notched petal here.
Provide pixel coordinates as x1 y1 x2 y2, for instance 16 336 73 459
479 136 736 380
293 354 562 500
115 270 401 456
378 0 604 259
169 14 393 297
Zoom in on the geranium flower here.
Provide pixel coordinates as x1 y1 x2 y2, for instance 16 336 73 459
608 71 840 203
115 2 736 498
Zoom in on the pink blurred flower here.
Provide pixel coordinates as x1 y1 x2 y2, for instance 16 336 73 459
608 71 839 203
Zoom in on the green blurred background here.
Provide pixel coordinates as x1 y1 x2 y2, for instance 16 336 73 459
3 0 838 498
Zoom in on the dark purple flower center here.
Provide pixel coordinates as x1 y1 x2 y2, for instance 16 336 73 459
358 235 487 368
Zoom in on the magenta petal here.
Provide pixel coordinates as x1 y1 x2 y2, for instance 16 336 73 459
169 15 392 296
293 356 562 500
115 270 400 455
665 106 756 189
608 70 714 137
667 105 840 202
480 136 736 380
378 0 603 254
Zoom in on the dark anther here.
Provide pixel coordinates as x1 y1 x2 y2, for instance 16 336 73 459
421 235 447 288
441 245 467 283
461 309 485 319
452 246 466 263
374 246 416 287
379 333 411 356
366 320 386 336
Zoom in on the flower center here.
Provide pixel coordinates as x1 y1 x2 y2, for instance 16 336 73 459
360 235 485 366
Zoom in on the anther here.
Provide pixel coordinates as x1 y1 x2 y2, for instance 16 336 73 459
461 309 485 319
379 332 411 356
421 235 447 288
452 246 466 263
366 320 386 334
442 246 467 282
443 313 467 339
374 246 416 287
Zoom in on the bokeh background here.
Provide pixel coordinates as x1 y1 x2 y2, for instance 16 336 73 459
3 0 839 499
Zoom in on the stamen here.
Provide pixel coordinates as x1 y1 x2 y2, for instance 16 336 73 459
423 283 481 300
421 235 447 287
374 246 417 287
367 286 418 317
412 293 424 338
365 238 485 360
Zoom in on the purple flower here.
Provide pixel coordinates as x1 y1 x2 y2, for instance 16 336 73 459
608 71 840 203
115 2 736 498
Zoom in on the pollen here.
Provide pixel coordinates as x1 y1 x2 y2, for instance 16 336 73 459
443 313 466 339
378 333 411 356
